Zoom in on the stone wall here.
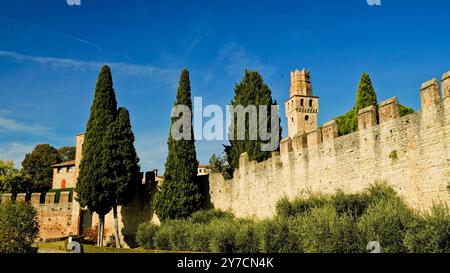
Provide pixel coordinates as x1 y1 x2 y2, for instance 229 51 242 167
0 192 76 241
209 75 450 218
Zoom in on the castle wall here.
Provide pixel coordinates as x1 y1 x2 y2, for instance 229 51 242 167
0 192 77 241
209 76 450 218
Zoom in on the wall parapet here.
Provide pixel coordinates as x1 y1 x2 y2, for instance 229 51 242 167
0 192 74 205
208 70 450 218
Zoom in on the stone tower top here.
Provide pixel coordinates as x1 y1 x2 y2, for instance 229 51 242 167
290 68 312 97
286 68 319 138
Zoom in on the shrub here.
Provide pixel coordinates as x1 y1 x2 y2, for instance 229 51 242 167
136 222 159 249
403 203 450 253
277 193 329 218
260 217 291 253
358 198 415 253
301 206 364 253
189 209 234 225
189 224 212 252
275 197 293 218
0 202 39 253
165 219 192 251
366 182 401 206
154 225 172 250
235 221 261 253
209 220 237 253
331 190 369 217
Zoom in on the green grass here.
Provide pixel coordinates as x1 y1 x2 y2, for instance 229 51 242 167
35 240 192 253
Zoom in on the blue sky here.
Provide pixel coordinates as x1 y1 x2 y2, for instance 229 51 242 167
0 0 449 172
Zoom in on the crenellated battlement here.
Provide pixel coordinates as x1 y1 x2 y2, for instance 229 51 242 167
0 192 73 205
209 70 450 218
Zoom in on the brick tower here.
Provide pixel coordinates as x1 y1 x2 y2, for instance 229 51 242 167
285 69 319 138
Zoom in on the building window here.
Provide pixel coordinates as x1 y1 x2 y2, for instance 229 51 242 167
61 180 66 189
305 115 309 121
301 99 304 106
309 99 313 107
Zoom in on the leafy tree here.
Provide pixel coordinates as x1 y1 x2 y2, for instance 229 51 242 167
76 65 117 246
0 161 32 196
0 202 39 253
58 146 76 162
224 70 281 172
105 107 140 247
209 153 232 180
154 69 202 220
21 144 61 193
399 105 415 117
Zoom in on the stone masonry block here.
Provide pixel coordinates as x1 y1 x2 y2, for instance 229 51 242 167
420 78 441 110
379 97 400 123
358 105 377 130
280 137 293 155
322 120 338 141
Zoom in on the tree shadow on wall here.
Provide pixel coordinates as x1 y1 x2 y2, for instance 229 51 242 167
121 172 158 248
197 174 214 210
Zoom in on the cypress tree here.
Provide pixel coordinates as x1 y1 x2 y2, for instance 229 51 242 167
105 107 140 247
355 73 378 114
224 70 281 173
76 65 117 246
335 72 414 136
154 69 202 220
335 73 378 135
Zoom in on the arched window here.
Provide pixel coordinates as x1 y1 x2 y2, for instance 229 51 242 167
301 99 304 106
305 115 309 121
61 179 66 189
309 99 313 107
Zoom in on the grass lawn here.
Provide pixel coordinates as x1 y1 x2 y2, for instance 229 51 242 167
34 240 187 253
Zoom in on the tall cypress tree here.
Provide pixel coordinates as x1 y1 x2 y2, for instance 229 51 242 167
335 73 378 135
154 69 201 220
76 65 117 246
224 70 281 173
355 73 378 114
105 107 140 247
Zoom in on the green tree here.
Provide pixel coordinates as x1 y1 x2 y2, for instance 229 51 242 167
58 146 76 162
0 161 32 196
76 65 117 246
355 73 378 114
154 69 202 220
209 153 232 180
334 73 414 136
105 107 141 247
224 70 282 172
0 202 39 253
21 144 61 193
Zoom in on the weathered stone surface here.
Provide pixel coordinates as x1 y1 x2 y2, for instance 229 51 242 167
379 97 400 123
209 78 450 219
358 105 377 130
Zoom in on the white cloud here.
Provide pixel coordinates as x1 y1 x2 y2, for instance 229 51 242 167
218 43 276 78
0 142 34 168
0 112 49 135
0 50 177 81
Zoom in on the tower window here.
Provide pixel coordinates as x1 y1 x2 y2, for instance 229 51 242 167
301 99 304 106
305 115 309 121
309 99 313 107
291 117 294 123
